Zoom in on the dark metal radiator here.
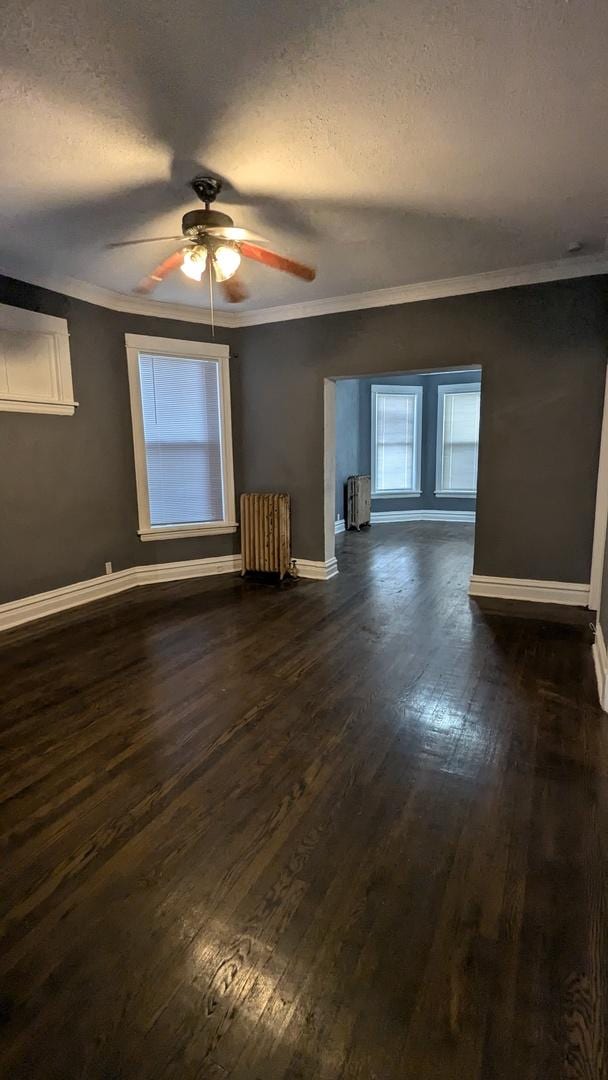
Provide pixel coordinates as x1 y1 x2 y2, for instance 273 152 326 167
346 475 371 530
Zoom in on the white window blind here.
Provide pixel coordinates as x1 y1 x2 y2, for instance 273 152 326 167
436 384 481 495
138 353 224 525
372 386 422 494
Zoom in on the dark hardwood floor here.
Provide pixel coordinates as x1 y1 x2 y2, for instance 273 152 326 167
1 523 607 1079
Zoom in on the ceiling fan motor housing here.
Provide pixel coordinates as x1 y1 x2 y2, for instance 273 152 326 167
181 208 234 237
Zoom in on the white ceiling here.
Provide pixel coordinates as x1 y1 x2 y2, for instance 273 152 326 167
0 0 607 314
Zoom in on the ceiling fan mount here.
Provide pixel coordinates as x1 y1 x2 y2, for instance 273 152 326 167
190 174 223 206
183 176 234 236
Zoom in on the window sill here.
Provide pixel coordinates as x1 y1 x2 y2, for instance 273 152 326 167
0 397 78 415
139 523 239 542
434 491 476 499
371 491 422 499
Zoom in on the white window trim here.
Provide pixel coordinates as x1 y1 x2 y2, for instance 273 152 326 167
371 384 423 498
125 333 237 541
0 304 77 415
435 382 481 498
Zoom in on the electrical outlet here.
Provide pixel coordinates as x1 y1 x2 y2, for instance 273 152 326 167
105 561 112 575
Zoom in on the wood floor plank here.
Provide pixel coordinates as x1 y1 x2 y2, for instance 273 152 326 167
1 522 606 1079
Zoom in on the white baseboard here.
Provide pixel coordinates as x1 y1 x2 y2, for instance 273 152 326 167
0 549 344 633
136 555 241 585
295 557 339 581
592 622 608 712
370 509 476 524
335 518 345 534
0 555 242 632
469 574 590 607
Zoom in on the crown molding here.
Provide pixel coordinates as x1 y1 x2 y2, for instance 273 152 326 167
0 260 238 328
235 253 608 326
1 253 607 330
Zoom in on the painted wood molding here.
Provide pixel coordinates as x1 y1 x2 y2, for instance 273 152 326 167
295 557 339 581
370 509 476 524
469 574 590 607
0 556 242 632
0 398 78 415
2 253 608 328
138 525 239 541
0 302 76 414
589 366 608 610
124 334 237 543
0 551 343 632
592 622 608 712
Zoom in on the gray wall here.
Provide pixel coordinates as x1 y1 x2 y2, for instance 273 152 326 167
0 274 238 604
2 273 606 604
334 378 361 519
235 277 608 581
357 369 480 513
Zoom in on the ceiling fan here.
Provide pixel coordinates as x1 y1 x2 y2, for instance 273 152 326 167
109 175 316 306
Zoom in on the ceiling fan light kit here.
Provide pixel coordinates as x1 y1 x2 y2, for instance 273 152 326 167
212 244 241 282
114 175 316 310
181 246 207 281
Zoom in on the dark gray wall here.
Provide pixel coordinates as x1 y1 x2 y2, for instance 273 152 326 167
235 277 608 580
356 369 480 513
3 273 606 604
334 378 361 519
0 275 239 604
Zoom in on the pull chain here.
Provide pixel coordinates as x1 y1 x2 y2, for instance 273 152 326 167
208 258 215 337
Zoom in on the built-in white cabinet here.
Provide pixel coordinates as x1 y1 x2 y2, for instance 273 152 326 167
0 303 77 415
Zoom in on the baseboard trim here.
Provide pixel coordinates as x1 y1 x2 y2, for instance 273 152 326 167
592 622 608 712
0 555 242 632
295 557 339 581
335 518 345 534
135 555 242 585
469 574 590 607
370 509 476 524
0 550 344 631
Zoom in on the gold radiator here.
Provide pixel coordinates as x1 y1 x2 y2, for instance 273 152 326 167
240 493 292 579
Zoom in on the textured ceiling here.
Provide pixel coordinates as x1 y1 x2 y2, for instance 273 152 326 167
0 0 607 312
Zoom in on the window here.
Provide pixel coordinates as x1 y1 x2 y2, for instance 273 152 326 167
371 385 423 496
436 383 481 497
125 334 236 540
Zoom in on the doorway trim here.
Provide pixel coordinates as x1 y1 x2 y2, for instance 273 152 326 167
589 363 608 612
324 365 482 569
323 379 337 570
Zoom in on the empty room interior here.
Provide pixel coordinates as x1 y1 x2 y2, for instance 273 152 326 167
1 2 608 1077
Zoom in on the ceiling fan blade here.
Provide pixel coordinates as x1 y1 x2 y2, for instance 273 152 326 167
205 226 268 243
134 249 185 294
107 235 185 249
220 274 249 304
240 242 315 281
